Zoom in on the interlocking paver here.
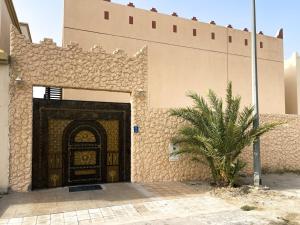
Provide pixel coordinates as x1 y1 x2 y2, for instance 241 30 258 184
87 209 99 214
77 214 90 221
8 218 23 224
62 212 76 218
36 221 50 225
36 215 50 221
63 217 77 223
21 216 37 225
0 219 8 224
64 221 78 225
100 207 114 217
76 210 89 216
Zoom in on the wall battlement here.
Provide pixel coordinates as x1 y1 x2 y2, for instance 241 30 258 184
12 28 146 60
103 0 283 40
64 0 283 62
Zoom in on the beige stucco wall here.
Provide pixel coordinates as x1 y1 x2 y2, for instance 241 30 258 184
0 62 9 193
19 23 32 42
284 53 300 114
0 0 11 194
63 0 285 114
62 88 131 103
0 0 12 53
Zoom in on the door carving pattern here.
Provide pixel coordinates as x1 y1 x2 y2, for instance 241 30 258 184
64 121 105 185
47 119 121 187
48 119 71 188
99 120 120 183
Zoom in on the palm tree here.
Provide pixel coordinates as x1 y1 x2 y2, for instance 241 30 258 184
169 82 281 186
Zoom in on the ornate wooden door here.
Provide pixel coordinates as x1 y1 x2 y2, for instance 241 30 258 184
63 121 107 185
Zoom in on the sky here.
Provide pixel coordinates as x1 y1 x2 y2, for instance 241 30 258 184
13 0 300 59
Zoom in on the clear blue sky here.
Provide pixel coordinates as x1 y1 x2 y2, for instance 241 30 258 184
13 0 300 59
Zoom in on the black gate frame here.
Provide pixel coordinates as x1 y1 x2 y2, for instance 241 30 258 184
32 98 131 190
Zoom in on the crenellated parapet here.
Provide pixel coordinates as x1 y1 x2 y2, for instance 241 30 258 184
10 25 147 91
276 28 284 39
62 0 283 62
99 0 282 39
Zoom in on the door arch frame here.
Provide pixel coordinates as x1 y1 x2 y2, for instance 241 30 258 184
62 120 107 186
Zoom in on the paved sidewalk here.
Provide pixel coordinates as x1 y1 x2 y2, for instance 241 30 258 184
1 176 299 225
0 182 213 224
0 195 283 225
0 182 204 219
0 196 244 225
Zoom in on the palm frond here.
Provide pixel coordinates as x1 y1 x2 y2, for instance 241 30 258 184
169 81 283 186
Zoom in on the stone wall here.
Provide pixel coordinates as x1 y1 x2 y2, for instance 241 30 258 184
131 107 211 183
9 26 300 192
242 114 300 173
134 112 300 182
9 26 147 191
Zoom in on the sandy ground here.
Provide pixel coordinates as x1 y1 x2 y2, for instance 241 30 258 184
210 173 300 225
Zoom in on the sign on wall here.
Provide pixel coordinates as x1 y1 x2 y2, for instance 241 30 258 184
169 143 179 162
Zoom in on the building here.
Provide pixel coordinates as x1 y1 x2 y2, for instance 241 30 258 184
0 0 31 193
0 0 31 52
5 0 300 192
63 0 285 113
285 52 300 114
0 0 20 53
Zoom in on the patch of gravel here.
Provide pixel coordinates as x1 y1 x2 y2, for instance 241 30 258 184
210 186 300 225
212 185 296 204
185 174 300 225
184 181 213 192
211 185 290 201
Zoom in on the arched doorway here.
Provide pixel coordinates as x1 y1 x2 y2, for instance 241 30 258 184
62 120 107 186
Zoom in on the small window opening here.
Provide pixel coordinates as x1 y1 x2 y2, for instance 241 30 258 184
104 11 109 20
129 16 133 25
173 25 177 33
152 21 156 29
193 29 197 36
260 42 263 48
245 39 248 46
44 87 62 100
211 32 215 40
229 36 232 43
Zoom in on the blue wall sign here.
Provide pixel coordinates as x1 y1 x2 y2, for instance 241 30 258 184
133 125 139 133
